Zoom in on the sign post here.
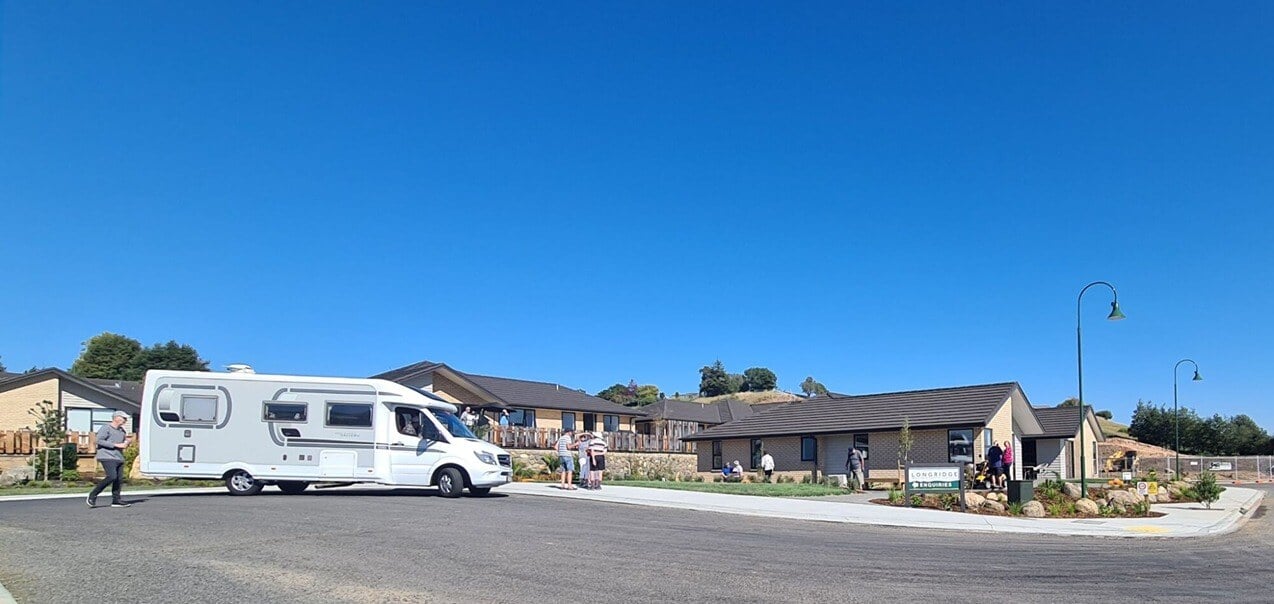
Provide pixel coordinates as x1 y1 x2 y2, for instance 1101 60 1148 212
905 463 966 512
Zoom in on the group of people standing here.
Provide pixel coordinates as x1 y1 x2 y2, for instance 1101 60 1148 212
983 440 1015 490
555 429 608 490
460 406 511 429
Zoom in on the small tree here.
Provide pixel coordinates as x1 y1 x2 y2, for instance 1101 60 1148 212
800 376 828 397
27 400 74 478
742 367 777 392
897 416 913 478
0 355 6 372
699 361 731 397
1193 471 1223 510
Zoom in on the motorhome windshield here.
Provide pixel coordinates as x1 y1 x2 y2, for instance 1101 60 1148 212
430 409 478 440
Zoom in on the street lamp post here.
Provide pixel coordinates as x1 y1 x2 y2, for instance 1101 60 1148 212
1173 359 1203 477
1077 281 1125 496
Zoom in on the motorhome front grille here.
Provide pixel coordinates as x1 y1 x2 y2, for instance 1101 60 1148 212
498 454 511 467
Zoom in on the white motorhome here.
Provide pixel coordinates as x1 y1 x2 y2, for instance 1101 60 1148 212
140 370 512 497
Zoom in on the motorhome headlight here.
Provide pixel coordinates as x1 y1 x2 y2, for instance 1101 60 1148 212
474 451 498 465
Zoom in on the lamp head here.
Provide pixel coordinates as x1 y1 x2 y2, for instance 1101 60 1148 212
1107 301 1126 321
1192 370 1203 382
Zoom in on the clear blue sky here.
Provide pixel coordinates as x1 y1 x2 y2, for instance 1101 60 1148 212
2 4 1271 427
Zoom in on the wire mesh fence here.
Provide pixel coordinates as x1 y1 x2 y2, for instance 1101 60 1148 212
1096 455 1274 481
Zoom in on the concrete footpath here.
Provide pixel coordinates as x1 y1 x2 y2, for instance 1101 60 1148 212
502 482 1266 539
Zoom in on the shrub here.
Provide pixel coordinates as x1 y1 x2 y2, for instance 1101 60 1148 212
1007 502 1024 516
60 470 81 482
1046 501 1075 517
713 476 723 483
512 459 537 479
887 489 903 504
1130 499 1151 516
1194 471 1223 509
939 493 959 511
909 494 924 507
540 453 562 475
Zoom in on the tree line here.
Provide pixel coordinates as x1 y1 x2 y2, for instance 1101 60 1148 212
1128 400 1272 456
0 333 209 382
594 361 831 407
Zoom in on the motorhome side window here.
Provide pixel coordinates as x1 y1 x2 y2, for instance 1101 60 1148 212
395 408 423 436
180 395 218 423
263 402 307 422
326 402 373 427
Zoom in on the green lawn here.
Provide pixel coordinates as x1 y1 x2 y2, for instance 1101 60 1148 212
0 479 221 497
611 480 847 497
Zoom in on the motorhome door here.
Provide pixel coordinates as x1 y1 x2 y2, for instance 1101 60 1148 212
388 406 444 486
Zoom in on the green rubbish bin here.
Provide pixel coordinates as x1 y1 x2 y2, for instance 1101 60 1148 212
1007 480 1033 504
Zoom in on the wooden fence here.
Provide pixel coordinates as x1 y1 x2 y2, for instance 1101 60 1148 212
485 426 696 453
0 430 110 456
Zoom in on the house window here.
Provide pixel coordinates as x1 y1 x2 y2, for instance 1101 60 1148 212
984 428 994 449
263 402 307 422
582 413 596 431
801 436 817 462
711 441 723 470
66 408 119 433
181 395 218 423
326 403 373 428
509 408 536 428
562 412 576 432
948 428 974 464
750 439 763 469
603 415 619 432
853 433 869 463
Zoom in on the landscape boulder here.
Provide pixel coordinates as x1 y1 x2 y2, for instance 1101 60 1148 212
1021 500 1046 518
1155 492 1173 503
963 492 986 508
0 466 35 486
1075 498 1101 516
1107 490 1140 507
1062 482 1083 499
982 500 1005 514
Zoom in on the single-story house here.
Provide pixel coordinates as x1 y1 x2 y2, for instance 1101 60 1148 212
372 360 644 433
634 398 759 443
682 382 1046 483
1023 406 1104 480
0 368 141 433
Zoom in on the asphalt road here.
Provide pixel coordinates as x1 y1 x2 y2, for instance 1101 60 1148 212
1 485 1271 604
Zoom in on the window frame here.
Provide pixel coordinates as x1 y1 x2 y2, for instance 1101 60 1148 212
602 414 619 432
561 412 576 432
711 441 723 470
984 428 994 449
180 395 219 424
853 433 869 462
262 402 309 423
948 428 975 464
801 436 818 462
325 402 374 428
582 413 596 431
750 439 763 469
509 408 536 428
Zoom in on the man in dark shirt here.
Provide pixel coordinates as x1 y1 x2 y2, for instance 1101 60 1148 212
87 411 132 508
986 442 1005 490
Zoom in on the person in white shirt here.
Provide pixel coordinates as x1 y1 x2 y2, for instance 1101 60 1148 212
587 432 608 490
760 451 775 482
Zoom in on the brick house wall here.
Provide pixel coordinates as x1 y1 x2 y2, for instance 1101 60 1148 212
0 377 60 431
431 374 490 406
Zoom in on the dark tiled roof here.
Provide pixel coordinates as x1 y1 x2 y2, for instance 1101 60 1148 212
85 378 143 405
460 373 645 416
0 371 18 383
371 360 444 382
1031 406 1085 439
640 400 726 424
639 398 761 424
683 382 1021 441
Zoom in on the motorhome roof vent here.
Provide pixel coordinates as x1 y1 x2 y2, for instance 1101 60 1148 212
226 364 255 374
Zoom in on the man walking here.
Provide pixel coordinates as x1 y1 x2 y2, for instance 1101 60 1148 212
986 440 1006 490
760 450 775 482
87 411 132 508
845 446 865 493
555 429 576 490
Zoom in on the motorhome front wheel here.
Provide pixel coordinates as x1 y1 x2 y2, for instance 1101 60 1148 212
226 470 264 496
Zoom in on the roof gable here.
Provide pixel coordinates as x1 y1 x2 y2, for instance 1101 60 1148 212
1031 406 1103 440
0 368 141 412
683 382 1020 441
